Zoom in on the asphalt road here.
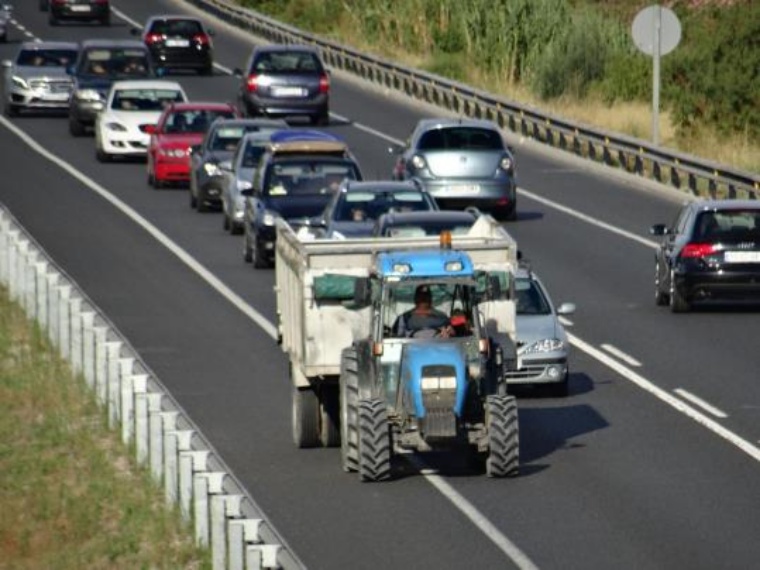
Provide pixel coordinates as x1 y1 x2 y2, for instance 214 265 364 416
2 1 760 569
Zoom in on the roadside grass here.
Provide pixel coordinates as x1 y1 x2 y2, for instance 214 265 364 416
0 288 209 570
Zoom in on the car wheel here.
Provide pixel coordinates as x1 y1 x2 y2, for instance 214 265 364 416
311 110 329 126
100 15 110 26
669 269 690 313
654 261 669 306
48 13 58 26
196 194 208 213
231 221 244 236
96 147 111 163
68 114 85 137
200 64 214 76
541 372 569 398
243 232 253 263
252 233 269 269
223 211 230 231
189 189 197 209
4 103 18 117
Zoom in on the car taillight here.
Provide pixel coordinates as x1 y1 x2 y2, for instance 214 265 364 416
246 74 259 93
319 73 330 94
681 243 717 258
193 34 210 45
145 33 163 44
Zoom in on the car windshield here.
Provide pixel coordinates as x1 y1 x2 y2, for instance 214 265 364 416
148 19 204 36
17 48 78 68
164 109 236 134
111 89 184 111
242 144 266 168
265 161 360 196
383 221 473 238
336 191 432 222
417 127 504 151
515 278 551 315
693 210 760 241
252 51 322 74
80 49 151 78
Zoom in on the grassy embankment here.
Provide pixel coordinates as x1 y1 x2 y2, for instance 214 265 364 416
0 288 209 569
240 0 759 173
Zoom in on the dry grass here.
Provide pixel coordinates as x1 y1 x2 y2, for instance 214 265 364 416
0 289 209 570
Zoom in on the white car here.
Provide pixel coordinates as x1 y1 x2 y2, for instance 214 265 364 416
94 80 187 162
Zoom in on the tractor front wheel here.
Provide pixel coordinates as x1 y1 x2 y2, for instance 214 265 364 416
485 395 520 478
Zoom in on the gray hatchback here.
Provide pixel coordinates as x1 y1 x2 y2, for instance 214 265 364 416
234 45 330 126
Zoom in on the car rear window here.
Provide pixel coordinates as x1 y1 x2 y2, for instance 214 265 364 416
418 127 504 151
383 222 473 238
265 160 359 196
148 19 204 37
112 89 184 111
338 191 433 222
693 210 760 240
164 109 236 134
17 49 78 67
80 48 151 78
251 51 322 74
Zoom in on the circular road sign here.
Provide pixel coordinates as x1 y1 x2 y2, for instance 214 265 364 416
632 5 682 57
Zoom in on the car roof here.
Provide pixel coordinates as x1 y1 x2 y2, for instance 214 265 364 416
110 80 183 90
341 181 422 194
255 44 321 55
19 41 79 51
691 199 760 211
80 39 148 50
415 117 501 131
379 210 477 225
209 118 285 130
168 102 236 111
240 131 276 143
146 14 203 22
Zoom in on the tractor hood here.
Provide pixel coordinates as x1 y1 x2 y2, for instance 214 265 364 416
401 341 468 419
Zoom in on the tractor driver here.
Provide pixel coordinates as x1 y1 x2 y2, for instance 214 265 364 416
393 285 454 338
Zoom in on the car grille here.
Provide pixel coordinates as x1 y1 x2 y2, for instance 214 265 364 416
505 363 552 380
28 79 72 94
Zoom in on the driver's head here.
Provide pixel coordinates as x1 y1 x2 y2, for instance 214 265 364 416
414 285 432 309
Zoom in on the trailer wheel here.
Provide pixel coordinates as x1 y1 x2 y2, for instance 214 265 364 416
319 383 340 448
358 399 391 482
339 350 360 472
486 395 519 478
292 385 320 448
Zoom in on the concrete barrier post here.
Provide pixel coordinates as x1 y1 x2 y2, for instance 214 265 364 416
69 298 84 374
151 410 178 484
0 213 9 284
211 494 243 570
138 392 162 470
121 374 147 445
229 519 265 570
179 450 209 523
57 285 72 357
113 357 134 426
104 343 124 428
246 544 282 570
193 471 227 548
35 262 50 329
7 230 19 301
46 272 60 345
164 429 193 506
94 327 110 405
80 312 97 388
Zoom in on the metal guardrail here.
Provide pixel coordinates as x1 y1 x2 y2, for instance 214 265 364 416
0 207 303 570
186 0 760 200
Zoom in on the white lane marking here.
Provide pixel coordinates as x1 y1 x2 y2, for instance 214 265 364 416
0 115 279 341
330 111 404 145
569 332 760 462
674 388 728 419
600 344 642 367
111 6 233 76
558 316 573 327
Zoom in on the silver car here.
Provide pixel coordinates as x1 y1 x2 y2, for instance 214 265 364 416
219 131 274 234
2 41 78 116
391 118 517 221
505 266 575 397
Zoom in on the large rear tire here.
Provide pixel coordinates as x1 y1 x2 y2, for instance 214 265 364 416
485 395 519 478
292 385 320 448
339 349 360 472
358 398 391 482
319 383 340 448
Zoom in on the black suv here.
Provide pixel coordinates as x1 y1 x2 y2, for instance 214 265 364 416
235 45 330 125
48 0 110 26
242 130 363 268
68 39 155 136
135 15 214 76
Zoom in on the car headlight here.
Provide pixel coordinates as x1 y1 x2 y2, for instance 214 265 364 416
411 154 426 170
202 162 220 176
499 156 514 172
11 76 29 90
105 122 127 132
263 210 279 226
75 89 103 102
237 180 253 192
519 338 565 355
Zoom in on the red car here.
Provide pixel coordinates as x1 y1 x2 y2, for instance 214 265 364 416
146 102 238 189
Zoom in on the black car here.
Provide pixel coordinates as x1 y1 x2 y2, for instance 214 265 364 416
651 199 760 312
67 40 155 136
48 0 110 26
234 45 330 125
242 130 363 268
373 209 478 238
135 15 214 76
189 117 287 212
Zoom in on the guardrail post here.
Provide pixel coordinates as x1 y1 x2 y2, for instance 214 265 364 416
6 230 19 301
80 312 97 388
229 519 265 570
211 494 243 570
194 471 227 548
35 261 51 329
69 298 84 374
653 161 662 182
246 544 282 570
708 178 717 199
179 450 209 523
57 285 72 357
121 373 148 445
94 327 110 405
135 391 162 466
727 183 737 199
46 272 60 345
111 356 133 427
164 429 193 506
0 213 9 285
145 393 165 481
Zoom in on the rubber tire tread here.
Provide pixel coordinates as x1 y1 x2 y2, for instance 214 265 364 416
669 270 690 313
486 395 520 478
292 385 320 448
358 398 391 482
339 349 359 472
319 383 340 448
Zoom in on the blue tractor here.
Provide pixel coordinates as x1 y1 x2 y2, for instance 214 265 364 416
339 242 519 480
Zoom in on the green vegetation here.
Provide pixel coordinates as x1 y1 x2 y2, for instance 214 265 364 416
240 0 759 171
0 289 209 570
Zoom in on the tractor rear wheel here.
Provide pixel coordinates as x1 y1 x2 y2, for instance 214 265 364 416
486 395 519 478
339 349 360 472
292 384 320 448
358 398 391 482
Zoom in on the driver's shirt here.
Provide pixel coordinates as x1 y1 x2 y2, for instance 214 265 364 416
396 308 449 336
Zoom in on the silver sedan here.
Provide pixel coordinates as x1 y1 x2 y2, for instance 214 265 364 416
2 41 78 116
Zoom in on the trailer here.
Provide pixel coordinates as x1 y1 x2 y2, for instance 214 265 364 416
275 215 521 479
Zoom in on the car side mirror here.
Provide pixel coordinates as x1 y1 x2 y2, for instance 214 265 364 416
353 278 371 307
388 144 403 155
556 302 576 316
650 224 668 236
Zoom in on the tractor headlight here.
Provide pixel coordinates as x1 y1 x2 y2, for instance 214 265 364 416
519 338 564 355
421 376 457 391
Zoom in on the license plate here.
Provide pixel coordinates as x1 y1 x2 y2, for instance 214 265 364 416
166 39 190 48
43 93 70 101
271 86 306 98
70 5 91 11
440 184 480 196
724 251 760 263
